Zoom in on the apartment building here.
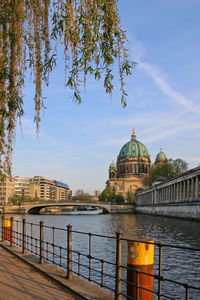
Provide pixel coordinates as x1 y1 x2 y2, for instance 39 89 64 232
29 183 40 199
0 175 72 204
0 177 15 204
14 176 30 198
54 180 72 201
30 176 72 201
30 176 56 201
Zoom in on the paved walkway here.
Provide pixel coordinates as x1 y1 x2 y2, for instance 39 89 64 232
0 246 81 300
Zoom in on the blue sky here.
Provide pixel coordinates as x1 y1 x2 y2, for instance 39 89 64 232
13 0 200 194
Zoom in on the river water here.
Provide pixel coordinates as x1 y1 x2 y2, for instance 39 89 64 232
7 213 200 299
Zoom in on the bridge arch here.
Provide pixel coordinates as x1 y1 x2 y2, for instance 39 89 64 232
27 203 111 214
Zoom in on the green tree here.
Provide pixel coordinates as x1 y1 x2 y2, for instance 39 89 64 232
126 191 135 203
115 194 125 203
9 194 39 204
72 190 93 201
168 158 188 175
150 162 177 185
99 186 113 202
9 194 21 205
146 158 188 187
0 0 134 175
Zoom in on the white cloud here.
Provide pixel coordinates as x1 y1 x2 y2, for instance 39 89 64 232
139 62 200 115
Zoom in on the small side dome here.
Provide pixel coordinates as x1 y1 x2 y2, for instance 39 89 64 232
155 148 167 163
109 161 116 168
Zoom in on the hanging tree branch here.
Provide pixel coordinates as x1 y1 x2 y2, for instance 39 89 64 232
0 0 135 175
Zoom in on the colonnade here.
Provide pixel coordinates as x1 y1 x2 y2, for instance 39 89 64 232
136 167 200 206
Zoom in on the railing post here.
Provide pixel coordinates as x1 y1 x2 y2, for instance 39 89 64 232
40 221 44 264
22 218 26 254
10 217 13 247
67 224 73 279
127 239 154 300
115 231 122 300
1 215 4 241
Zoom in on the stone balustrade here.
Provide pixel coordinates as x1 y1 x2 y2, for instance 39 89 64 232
135 166 200 219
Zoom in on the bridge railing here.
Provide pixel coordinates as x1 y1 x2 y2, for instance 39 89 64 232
1 216 200 300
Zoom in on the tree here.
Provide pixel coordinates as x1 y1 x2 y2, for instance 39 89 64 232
9 194 21 205
147 158 188 186
8 194 38 204
126 191 135 203
151 162 176 182
75 189 85 196
115 194 125 203
168 158 188 175
0 0 134 175
73 190 92 201
99 186 113 202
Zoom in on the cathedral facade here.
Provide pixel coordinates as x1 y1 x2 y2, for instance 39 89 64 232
106 129 167 199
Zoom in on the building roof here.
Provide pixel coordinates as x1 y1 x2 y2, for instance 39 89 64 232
155 149 167 163
109 162 116 168
118 129 150 159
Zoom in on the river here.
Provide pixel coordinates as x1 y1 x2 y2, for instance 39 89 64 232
5 213 200 299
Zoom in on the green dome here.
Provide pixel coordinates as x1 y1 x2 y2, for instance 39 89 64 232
155 149 167 162
109 162 116 168
118 130 150 159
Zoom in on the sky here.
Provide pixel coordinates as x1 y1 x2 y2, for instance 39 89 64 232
13 0 200 194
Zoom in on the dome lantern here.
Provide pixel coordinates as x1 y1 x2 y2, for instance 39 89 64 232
131 128 137 140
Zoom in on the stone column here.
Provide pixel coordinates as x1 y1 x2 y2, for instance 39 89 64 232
183 180 187 200
187 179 190 200
180 181 183 201
173 184 175 201
195 176 199 199
176 182 180 202
154 189 157 205
172 184 174 201
191 177 195 199
170 185 173 201
167 186 169 202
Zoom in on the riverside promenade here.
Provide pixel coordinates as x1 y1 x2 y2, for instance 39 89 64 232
0 243 113 300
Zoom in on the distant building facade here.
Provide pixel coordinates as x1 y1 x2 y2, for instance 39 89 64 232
14 176 30 198
106 129 167 200
30 177 72 201
0 177 15 204
0 175 72 203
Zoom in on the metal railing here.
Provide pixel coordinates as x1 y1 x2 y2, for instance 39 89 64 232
1 216 200 300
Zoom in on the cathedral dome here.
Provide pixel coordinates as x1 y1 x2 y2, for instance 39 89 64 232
109 162 116 168
118 129 150 159
155 149 167 163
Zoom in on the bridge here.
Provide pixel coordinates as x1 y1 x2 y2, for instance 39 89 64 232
0 200 134 214
135 165 200 220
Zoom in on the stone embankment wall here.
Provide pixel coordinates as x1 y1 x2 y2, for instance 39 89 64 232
109 203 135 214
135 166 200 220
